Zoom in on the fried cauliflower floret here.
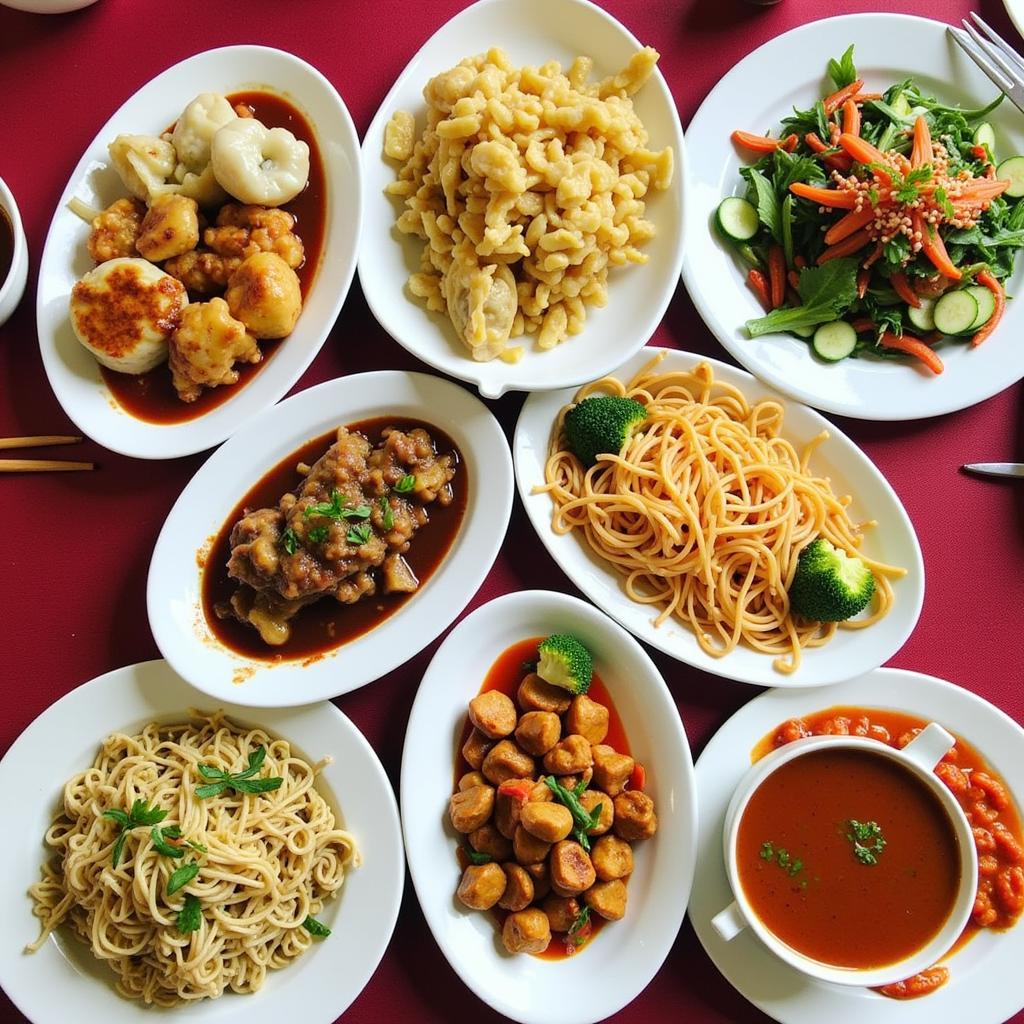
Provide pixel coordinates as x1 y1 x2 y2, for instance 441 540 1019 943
168 296 261 402
225 251 302 339
163 249 242 295
204 204 305 268
136 193 201 262
87 198 145 263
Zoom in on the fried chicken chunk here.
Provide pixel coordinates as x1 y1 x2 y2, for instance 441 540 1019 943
87 198 145 263
225 251 302 338
136 193 200 262
168 297 260 402
162 249 242 294
204 204 305 268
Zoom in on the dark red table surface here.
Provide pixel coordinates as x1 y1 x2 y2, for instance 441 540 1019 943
1 0 1022 1021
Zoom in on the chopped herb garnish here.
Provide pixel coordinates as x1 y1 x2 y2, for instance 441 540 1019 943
760 840 805 878
568 904 591 947
543 775 602 852
103 799 168 867
346 523 372 546
150 825 187 859
177 893 202 934
308 525 330 544
395 474 416 493
194 746 284 799
303 915 331 938
466 849 492 865
166 860 200 896
281 527 298 555
760 841 775 861
845 819 886 865
379 496 394 531
303 489 372 522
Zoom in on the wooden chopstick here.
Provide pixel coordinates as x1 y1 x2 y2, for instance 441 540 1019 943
0 435 83 450
0 459 94 472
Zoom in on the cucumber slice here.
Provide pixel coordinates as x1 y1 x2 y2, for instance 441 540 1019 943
907 297 936 333
933 289 979 335
812 321 857 362
973 122 996 161
996 156 1024 198
963 284 996 331
716 196 759 242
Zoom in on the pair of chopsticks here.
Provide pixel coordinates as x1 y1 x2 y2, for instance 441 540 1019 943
0 435 94 473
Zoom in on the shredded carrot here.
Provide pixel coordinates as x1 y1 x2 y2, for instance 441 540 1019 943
889 271 921 308
768 245 786 308
824 206 875 245
748 268 771 311
912 211 961 280
731 130 798 154
818 226 873 264
836 132 887 166
805 131 829 153
955 179 1011 201
910 115 933 169
789 182 858 208
971 270 1005 347
850 91 882 103
863 241 884 269
842 98 861 137
878 330 944 374
856 269 870 299
780 133 799 152
824 79 864 115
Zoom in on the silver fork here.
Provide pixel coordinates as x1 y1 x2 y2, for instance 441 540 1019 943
948 13 1024 115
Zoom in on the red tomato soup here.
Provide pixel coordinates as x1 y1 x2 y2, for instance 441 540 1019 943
736 746 961 970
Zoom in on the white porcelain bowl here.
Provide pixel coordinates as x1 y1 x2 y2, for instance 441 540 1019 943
401 590 697 1024
0 0 99 11
0 176 29 328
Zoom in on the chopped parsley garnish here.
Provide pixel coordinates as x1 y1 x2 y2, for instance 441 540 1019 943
177 893 202 934
150 824 187 859
759 841 805 879
166 861 199 896
194 746 284 799
466 848 492 865
346 523 372 546
568 904 592 947
103 799 168 867
303 915 331 938
307 525 330 544
303 489 371 522
379 496 394 531
845 819 886 865
395 474 416 493
281 527 298 555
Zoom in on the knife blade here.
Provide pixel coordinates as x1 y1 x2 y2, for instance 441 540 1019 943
962 462 1024 479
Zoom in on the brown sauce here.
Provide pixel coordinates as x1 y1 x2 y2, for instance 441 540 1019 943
0 205 13 290
737 746 961 970
101 89 327 424
455 637 635 960
201 418 465 661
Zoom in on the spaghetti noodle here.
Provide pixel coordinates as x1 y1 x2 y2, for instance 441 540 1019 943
538 353 904 673
27 713 358 1005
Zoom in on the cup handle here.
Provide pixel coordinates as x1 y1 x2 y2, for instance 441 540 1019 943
711 900 749 942
902 721 956 771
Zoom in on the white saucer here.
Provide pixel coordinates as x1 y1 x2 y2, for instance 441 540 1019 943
689 668 1024 1024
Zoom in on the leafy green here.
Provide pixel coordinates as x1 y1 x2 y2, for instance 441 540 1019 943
746 259 860 337
308 525 330 544
568 905 592 947
177 894 202 934
303 490 371 522
346 523 372 546
103 799 168 867
303 915 332 938
845 819 886 865
167 861 200 896
379 496 394 531
150 825 187 859
466 849 492 865
781 194 795 268
543 775 602 852
744 168 781 243
827 44 858 89
281 527 298 555
194 746 284 799
395 474 416 493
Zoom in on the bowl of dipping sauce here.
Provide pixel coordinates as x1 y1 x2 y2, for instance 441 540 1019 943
0 177 28 329
711 722 977 988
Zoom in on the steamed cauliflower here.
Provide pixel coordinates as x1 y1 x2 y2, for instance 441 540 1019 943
136 194 200 262
168 296 261 402
108 135 176 203
87 198 145 263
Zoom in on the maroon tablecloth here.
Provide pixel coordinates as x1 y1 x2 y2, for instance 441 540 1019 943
1 0 1022 1021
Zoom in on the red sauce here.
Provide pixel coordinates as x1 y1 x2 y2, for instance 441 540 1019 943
0 205 13 291
101 90 327 424
755 706 1024 997
201 418 465 661
455 637 637 960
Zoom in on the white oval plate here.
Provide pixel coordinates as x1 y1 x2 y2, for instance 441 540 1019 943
689 668 1024 1024
0 659 403 1024
359 0 685 400
401 590 697 1024
514 347 924 687
148 370 513 708
37 45 362 459
683 14 1024 420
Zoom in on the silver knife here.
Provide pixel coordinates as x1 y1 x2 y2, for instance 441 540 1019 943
962 463 1024 479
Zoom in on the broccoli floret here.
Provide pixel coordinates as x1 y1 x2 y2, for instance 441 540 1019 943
788 538 876 622
563 396 647 467
537 634 593 695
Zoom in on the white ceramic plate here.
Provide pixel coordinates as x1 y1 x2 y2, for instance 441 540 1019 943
514 347 924 687
689 668 1024 1024
148 370 512 708
0 659 403 1024
37 45 362 459
402 590 697 1024
359 0 685 400
683 14 1024 420
1003 0 1024 44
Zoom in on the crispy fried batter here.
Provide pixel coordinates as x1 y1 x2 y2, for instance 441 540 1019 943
87 198 145 264
168 297 260 402
204 204 305 269
163 249 242 294
137 194 201 262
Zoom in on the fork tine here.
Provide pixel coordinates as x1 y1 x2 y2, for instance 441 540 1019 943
969 12 1024 74
962 19 1024 86
948 26 1015 93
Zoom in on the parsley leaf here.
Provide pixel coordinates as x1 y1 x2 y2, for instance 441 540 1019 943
466 849 492 865
827 44 858 90
166 861 200 896
103 799 168 867
746 259 860 337
150 825 187 859
303 915 332 938
845 819 886 865
395 474 416 493
177 893 202 934
744 167 781 243
303 490 371 522
568 904 591 946
379 496 394 531
194 746 283 799
308 525 329 544
281 527 298 555
346 523 372 546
